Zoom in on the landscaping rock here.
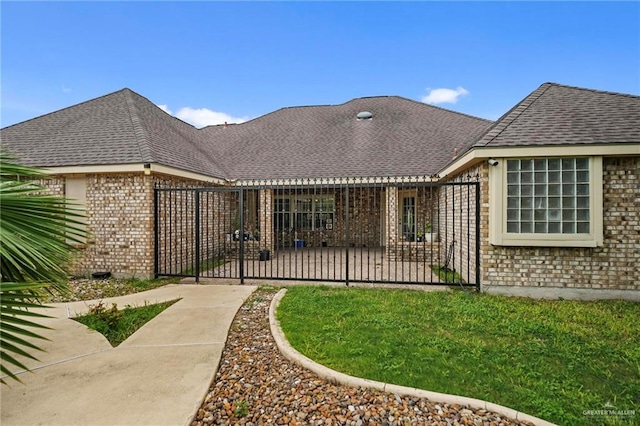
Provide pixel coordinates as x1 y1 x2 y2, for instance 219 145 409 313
192 289 534 426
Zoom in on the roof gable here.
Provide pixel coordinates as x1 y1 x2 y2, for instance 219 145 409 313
1 89 229 178
473 83 640 148
1 89 146 167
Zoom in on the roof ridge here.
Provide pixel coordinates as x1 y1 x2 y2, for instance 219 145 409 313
384 95 494 124
544 82 640 99
1 87 131 130
202 95 491 130
473 83 553 147
122 89 154 163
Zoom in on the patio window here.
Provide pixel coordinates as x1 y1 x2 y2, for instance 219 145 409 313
274 196 334 231
274 198 291 232
489 156 603 247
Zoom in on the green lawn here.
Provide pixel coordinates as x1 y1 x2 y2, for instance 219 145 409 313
74 299 180 346
277 286 639 425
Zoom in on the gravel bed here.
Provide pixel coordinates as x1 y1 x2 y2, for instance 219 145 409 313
44 278 177 303
193 288 533 426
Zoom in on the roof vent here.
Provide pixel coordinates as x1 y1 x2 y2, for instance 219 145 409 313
356 111 373 120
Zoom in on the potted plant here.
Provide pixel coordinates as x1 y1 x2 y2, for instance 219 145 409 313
423 221 438 243
259 247 270 261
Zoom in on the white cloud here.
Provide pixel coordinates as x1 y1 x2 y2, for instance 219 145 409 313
421 86 469 104
62 86 72 93
157 104 172 114
156 104 248 128
175 107 249 128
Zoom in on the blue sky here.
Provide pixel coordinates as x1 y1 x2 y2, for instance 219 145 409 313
2 1 639 128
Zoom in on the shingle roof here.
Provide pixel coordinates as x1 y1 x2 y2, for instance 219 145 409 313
1 91 492 180
3 82 636 182
473 83 640 148
0 88 229 178
202 96 492 179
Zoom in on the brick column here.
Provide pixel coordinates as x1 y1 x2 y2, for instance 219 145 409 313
386 186 398 250
259 189 273 254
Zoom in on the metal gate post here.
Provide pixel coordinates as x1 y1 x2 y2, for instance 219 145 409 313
153 187 159 279
345 182 350 287
195 189 200 283
475 182 481 291
239 188 245 284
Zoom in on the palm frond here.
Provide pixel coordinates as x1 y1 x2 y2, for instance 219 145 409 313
0 152 86 383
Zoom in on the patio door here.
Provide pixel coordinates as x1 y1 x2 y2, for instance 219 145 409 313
399 189 417 242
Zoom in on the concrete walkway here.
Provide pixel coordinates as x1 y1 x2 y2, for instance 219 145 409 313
1 284 256 426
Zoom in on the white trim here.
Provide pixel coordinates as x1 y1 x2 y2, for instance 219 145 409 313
490 156 603 247
236 175 438 187
439 144 640 178
150 164 226 184
41 163 225 184
398 188 418 242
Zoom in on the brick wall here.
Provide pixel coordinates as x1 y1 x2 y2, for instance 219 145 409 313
154 178 234 275
66 173 156 278
35 176 65 196
35 172 222 279
454 156 640 292
387 185 445 263
335 186 383 248
436 169 482 284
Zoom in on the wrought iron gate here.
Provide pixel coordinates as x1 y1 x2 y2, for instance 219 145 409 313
154 177 480 289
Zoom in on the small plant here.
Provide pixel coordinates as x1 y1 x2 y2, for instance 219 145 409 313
417 222 433 241
234 400 249 418
74 299 180 346
431 265 464 283
87 301 123 332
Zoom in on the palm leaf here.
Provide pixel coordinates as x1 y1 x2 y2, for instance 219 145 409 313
0 152 86 383
0 282 53 384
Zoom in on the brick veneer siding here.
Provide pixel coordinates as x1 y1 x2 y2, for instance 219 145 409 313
451 156 640 293
387 185 444 263
437 168 481 284
335 186 383 248
36 176 65 197
154 177 231 275
35 172 221 279
59 172 156 278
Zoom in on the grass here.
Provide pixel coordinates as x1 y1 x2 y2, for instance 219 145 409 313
74 298 180 346
183 257 227 275
431 265 464 283
277 286 640 425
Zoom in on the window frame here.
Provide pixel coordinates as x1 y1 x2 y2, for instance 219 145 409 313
273 195 335 231
489 156 603 247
